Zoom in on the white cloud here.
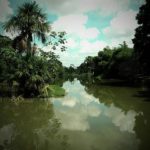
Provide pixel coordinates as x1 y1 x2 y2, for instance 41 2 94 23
60 52 83 67
39 45 81 67
52 14 102 66
37 0 138 66
102 10 138 47
79 40 107 54
54 41 106 66
98 0 130 16
50 39 107 66
83 28 100 39
38 0 130 16
53 14 87 32
0 0 13 22
0 0 140 67
66 38 77 49
110 36 134 48
52 14 100 39
103 10 138 38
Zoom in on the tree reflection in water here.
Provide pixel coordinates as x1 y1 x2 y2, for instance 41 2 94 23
79 77 150 150
0 99 69 150
0 79 150 150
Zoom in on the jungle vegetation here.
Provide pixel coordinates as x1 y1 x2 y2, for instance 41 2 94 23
77 0 150 86
0 1 66 97
0 0 150 97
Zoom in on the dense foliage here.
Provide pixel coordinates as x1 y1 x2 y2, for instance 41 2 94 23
0 1 66 97
132 0 150 76
77 42 134 81
77 0 150 84
0 40 64 97
1 0 150 97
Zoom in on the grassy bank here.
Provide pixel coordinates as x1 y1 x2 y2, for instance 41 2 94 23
0 83 66 98
48 85 66 97
41 84 66 98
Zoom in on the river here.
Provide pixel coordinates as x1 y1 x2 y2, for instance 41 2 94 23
0 79 150 150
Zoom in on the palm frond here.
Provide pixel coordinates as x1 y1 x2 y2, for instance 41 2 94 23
3 1 51 50
3 15 18 32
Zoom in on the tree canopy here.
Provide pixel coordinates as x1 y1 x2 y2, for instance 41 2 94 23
0 1 66 97
132 0 150 75
3 1 50 55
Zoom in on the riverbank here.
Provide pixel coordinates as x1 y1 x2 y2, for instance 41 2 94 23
0 83 66 98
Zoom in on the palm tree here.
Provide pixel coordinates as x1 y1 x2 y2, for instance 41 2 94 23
3 1 50 55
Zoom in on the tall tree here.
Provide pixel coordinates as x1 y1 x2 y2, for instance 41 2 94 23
3 1 50 55
132 0 150 75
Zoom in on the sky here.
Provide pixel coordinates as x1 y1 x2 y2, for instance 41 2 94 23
0 0 145 66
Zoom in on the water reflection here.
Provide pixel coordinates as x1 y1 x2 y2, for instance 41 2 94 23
52 79 150 150
0 79 150 150
52 80 138 133
0 99 69 150
79 78 150 150
0 123 15 148
104 104 137 133
52 80 101 131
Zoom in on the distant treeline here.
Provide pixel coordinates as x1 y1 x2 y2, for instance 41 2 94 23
76 42 135 81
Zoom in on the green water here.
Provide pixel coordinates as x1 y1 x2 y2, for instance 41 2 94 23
0 79 150 150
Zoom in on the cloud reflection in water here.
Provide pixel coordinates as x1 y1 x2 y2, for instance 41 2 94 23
52 80 138 134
